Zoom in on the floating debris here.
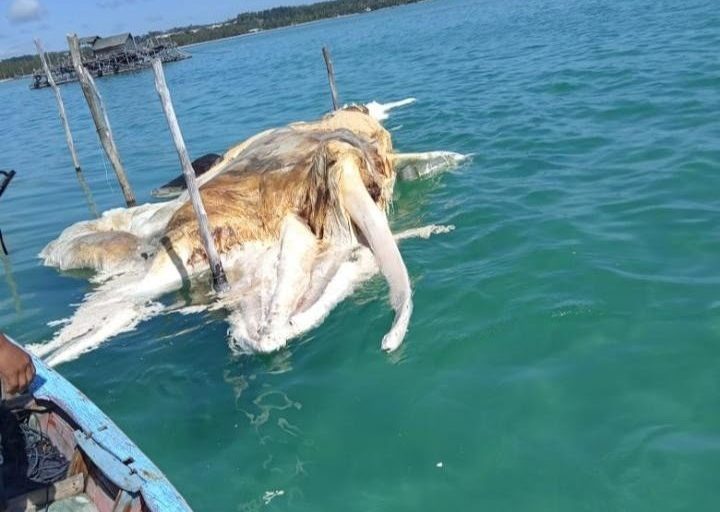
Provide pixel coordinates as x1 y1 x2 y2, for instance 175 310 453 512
262 489 285 505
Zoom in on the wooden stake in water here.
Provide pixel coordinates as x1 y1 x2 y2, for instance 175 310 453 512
151 58 229 293
34 39 81 172
35 39 99 218
67 33 136 207
322 46 340 111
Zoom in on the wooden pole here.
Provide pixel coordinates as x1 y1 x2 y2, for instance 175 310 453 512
35 40 98 218
35 39 82 173
67 33 136 207
151 59 229 293
321 46 340 111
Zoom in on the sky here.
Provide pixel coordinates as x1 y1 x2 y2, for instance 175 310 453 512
0 0 310 58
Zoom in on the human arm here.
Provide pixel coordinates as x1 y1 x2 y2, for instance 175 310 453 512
0 333 35 396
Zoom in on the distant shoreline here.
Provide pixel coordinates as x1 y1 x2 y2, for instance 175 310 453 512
180 13 363 50
0 11 375 85
162 0 423 49
0 0 423 80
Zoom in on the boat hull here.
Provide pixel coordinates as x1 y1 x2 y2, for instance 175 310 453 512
2 342 192 512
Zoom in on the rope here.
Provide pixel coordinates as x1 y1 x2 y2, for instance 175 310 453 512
98 140 116 194
0 407 69 498
19 422 69 485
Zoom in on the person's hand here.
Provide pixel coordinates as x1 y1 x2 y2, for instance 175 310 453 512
0 333 35 395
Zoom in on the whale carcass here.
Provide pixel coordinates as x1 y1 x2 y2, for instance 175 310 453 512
35 105 462 366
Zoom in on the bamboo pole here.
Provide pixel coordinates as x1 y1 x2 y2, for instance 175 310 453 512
151 58 229 293
35 39 81 172
35 39 99 218
321 46 340 111
67 33 136 207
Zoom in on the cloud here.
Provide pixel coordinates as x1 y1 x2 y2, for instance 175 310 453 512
6 0 45 23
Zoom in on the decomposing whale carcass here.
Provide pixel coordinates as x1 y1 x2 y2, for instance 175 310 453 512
34 103 465 366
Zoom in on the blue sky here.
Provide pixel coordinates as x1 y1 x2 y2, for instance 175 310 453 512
0 0 309 58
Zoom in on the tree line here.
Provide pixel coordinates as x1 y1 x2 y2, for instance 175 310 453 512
0 0 422 80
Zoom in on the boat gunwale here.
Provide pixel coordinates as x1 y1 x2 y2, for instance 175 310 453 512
4 338 193 512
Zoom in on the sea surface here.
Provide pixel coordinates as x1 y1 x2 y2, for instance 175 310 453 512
2 0 720 509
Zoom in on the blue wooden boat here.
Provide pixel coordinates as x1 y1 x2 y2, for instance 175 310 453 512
1 342 192 512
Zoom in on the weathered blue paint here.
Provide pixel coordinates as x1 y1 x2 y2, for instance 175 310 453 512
73 430 143 494
27 353 193 512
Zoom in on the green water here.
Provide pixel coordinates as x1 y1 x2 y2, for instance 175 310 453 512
2 0 720 509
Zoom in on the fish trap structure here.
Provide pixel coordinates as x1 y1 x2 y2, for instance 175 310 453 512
30 33 190 89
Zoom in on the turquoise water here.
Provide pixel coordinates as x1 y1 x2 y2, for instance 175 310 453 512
2 0 720 509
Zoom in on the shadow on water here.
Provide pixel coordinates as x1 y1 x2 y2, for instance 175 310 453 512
74 169 99 219
1 252 21 313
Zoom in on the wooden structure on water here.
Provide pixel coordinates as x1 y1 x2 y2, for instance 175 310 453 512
30 33 189 89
